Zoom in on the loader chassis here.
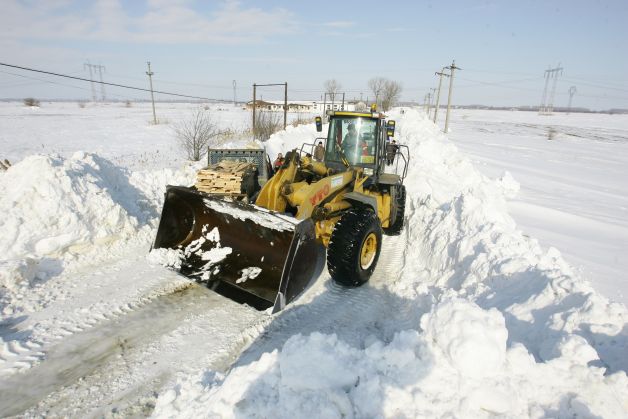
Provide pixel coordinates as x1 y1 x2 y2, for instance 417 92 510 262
153 110 407 312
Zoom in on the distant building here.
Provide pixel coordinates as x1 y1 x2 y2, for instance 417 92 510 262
246 100 356 112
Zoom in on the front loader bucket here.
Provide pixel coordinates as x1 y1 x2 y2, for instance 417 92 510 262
153 186 325 312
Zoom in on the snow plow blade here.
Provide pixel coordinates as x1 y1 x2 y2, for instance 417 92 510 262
153 186 324 313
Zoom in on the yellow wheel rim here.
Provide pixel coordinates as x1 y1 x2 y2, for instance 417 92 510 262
360 233 378 270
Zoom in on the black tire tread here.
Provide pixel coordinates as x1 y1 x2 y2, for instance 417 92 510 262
384 184 406 236
327 208 382 287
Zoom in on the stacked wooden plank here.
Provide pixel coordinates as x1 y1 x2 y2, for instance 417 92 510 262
195 160 253 195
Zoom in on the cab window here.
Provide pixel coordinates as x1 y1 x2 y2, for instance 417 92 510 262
325 117 377 166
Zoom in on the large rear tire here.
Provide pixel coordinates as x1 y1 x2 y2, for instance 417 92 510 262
327 208 382 287
384 184 406 236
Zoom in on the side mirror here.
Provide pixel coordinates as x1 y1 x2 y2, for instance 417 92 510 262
315 116 322 132
386 120 396 137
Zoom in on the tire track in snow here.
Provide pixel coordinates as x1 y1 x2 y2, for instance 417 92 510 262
0 262 191 378
235 233 426 368
0 284 263 417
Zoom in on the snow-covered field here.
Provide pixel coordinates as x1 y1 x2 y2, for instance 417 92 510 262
0 102 626 417
446 109 628 306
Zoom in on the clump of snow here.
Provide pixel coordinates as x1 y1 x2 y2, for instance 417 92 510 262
495 171 520 198
147 248 184 270
236 267 262 284
0 258 39 290
420 297 507 378
200 247 233 264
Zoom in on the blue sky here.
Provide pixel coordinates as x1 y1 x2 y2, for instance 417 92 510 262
1 0 627 109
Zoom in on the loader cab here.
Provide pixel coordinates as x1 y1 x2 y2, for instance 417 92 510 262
324 112 382 174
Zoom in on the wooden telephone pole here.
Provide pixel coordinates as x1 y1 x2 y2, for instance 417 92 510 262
444 60 461 134
433 68 450 124
146 61 157 125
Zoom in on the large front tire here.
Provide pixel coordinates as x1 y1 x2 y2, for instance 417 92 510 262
327 208 383 287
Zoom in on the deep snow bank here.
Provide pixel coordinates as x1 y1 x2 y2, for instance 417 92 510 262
153 108 627 417
0 152 194 297
263 123 323 162
397 109 627 374
155 298 626 418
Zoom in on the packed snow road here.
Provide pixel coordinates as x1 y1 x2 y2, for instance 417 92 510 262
0 234 405 417
0 250 264 417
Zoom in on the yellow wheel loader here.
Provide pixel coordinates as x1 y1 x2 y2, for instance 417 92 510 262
153 109 409 312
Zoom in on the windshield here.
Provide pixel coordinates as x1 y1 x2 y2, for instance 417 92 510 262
325 117 377 166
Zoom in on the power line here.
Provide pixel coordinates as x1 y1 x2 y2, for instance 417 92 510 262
0 69 133 100
462 68 538 77
0 62 218 101
457 76 543 89
562 78 628 93
0 70 84 88
105 71 248 92
562 74 628 88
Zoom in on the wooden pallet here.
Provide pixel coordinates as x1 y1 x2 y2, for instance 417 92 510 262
195 160 253 194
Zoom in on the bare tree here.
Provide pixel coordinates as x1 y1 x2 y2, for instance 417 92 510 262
367 77 386 108
23 98 40 107
252 110 283 142
381 79 403 111
0 159 11 171
174 108 222 161
355 102 368 112
324 79 342 103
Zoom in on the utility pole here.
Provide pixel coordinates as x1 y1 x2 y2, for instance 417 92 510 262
424 92 433 116
444 60 461 134
252 83 257 134
233 80 237 106
283 82 288 130
539 63 563 115
146 61 157 125
539 65 551 114
84 61 97 102
567 86 577 114
433 68 450 124
548 63 563 114
96 64 106 101
428 88 436 119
